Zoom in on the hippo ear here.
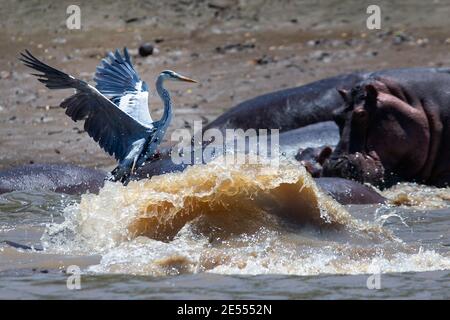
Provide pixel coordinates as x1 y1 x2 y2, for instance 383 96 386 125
364 84 379 100
317 146 332 165
337 88 350 104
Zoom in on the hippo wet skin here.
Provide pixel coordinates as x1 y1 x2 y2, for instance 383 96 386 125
204 72 366 132
322 67 450 187
0 163 106 195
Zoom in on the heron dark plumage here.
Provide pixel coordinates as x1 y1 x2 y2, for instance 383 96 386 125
19 48 197 183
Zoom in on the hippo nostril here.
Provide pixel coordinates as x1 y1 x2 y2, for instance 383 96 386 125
353 107 368 120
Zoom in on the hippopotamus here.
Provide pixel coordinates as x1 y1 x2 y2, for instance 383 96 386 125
314 177 385 205
296 145 333 177
204 72 366 132
322 67 450 188
204 67 450 182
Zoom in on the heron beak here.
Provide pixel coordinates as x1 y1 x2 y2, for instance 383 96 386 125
178 75 198 83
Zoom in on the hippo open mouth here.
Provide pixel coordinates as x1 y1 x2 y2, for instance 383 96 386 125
322 151 385 187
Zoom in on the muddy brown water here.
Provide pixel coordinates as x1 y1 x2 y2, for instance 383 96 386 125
0 161 449 299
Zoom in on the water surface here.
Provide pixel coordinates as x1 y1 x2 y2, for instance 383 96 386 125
1 162 449 299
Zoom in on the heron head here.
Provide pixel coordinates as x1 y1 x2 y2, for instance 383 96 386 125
160 70 197 83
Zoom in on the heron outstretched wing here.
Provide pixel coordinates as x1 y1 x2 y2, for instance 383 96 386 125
19 50 154 162
94 48 153 126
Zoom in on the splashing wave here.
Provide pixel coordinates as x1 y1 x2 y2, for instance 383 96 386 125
41 159 450 276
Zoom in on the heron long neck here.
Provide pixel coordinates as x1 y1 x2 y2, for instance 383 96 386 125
156 76 172 125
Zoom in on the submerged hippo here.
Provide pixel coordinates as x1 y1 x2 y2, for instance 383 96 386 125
322 67 450 188
0 163 106 195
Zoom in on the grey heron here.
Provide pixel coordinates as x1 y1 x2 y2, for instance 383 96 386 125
20 48 197 183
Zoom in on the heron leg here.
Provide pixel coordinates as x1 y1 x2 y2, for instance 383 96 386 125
109 139 147 184
131 156 138 174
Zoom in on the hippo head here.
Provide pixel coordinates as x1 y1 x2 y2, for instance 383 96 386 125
322 77 430 188
295 146 332 177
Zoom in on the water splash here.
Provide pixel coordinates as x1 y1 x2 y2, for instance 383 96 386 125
382 183 450 209
39 159 450 276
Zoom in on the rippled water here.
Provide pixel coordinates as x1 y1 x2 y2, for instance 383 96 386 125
1 161 449 299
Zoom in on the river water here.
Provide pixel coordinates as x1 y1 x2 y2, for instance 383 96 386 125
0 160 449 299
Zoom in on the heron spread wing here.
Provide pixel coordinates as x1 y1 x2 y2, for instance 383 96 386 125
94 48 153 126
20 50 155 162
